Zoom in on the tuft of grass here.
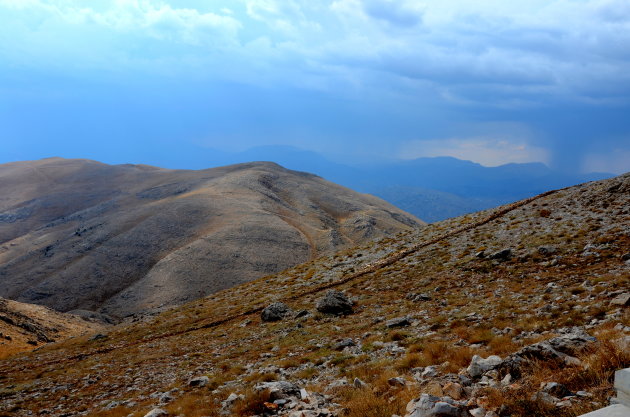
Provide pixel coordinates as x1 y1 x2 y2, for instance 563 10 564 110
396 353 423 372
339 387 409 417
232 389 272 417
165 392 220 417
387 330 409 342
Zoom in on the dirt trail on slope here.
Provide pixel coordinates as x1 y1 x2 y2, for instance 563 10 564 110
18 188 562 369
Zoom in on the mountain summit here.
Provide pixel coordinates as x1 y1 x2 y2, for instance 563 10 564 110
0 158 422 317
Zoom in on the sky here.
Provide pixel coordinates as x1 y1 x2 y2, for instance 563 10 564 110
1 0 629 173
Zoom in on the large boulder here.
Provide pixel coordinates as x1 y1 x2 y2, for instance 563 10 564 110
467 355 502 378
611 293 630 307
386 316 412 328
405 394 468 417
144 409 168 417
261 302 291 322
489 249 512 261
500 328 596 377
316 290 353 316
256 381 301 401
188 376 209 387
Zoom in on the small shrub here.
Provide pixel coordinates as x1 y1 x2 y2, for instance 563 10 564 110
396 353 422 372
233 389 272 417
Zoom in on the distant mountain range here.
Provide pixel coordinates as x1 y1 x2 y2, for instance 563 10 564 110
140 145 612 222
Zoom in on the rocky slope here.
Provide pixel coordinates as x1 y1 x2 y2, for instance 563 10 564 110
0 297 106 360
0 158 421 317
0 173 628 417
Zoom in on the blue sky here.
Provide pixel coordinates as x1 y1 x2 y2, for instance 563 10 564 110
1 0 629 173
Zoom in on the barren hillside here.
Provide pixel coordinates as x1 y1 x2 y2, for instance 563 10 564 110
0 297 106 360
0 173 627 417
0 158 422 317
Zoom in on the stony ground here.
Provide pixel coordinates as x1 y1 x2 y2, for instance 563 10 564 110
0 173 628 417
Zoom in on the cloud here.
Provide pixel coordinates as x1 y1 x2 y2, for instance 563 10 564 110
0 1 242 62
0 0 628 173
323 0 630 105
2 0 630 105
361 0 424 27
399 137 551 167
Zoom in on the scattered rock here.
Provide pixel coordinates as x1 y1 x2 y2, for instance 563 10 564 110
386 316 412 328
611 293 630 307
467 355 502 378
316 290 353 316
405 394 467 417
421 366 439 378
424 381 443 396
490 249 512 261
334 338 356 351
353 378 367 388
222 392 240 408
407 293 432 302
257 381 301 401
89 333 108 341
261 302 291 322
538 246 557 256
469 407 486 417
541 382 572 398
388 377 406 386
501 328 596 377
143 409 168 417
188 376 209 387
158 392 174 405
532 391 559 406
442 382 464 400
294 309 309 319
327 379 349 390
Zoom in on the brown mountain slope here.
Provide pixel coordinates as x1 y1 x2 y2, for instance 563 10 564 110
0 173 627 417
0 158 422 317
0 297 105 360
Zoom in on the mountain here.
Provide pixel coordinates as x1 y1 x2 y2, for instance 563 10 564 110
0 158 421 317
1 172 627 417
151 145 612 222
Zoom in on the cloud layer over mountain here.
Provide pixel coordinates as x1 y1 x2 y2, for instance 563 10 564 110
1 0 629 173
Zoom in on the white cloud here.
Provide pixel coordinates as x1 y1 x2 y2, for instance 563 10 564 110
399 137 551 167
0 1 242 48
1 0 629 104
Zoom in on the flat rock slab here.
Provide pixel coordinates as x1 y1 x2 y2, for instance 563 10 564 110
615 368 630 408
579 404 630 417
611 293 630 307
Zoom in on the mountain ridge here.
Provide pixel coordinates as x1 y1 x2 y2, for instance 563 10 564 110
0 158 422 317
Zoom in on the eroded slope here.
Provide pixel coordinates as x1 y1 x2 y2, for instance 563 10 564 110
0 158 421 316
